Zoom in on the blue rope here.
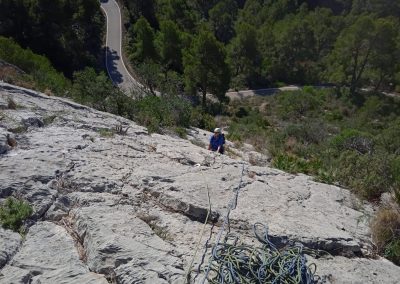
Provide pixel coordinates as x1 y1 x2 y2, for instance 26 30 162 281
196 161 319 284
200 162 246 283
205 223 319 284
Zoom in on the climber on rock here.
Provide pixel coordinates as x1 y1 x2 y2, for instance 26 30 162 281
208 128 225 154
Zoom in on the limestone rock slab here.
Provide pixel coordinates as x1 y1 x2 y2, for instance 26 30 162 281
312 256 400 284
0 222 108 284
71 205 184 283
0 228 21 269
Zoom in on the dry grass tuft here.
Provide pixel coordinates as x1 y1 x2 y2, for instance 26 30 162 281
248 171 256 179
284 136 298 152
7 97 17 110
371 208 400 264
0 65 36 90
44 88 53 96
98 128 114 138
136 213 174 241
115 124 130 135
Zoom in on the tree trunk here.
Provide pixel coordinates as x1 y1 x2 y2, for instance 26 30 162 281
374 71 384 92
350 49 360 96
202 89 207 110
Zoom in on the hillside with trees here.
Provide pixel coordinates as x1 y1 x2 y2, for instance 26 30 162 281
119 0 400 264
121 0 400 100
0 0 104 77
0 0 399 266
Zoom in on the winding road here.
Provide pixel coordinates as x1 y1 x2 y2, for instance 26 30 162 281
99 0 295 99
100 1 400 101
99 1 337 100
100 0 142 92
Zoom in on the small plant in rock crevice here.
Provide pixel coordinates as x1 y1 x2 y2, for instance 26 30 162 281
114 124 130 135
98 128 114 138
43 115 57 126
7 97 17 109
0 197 33 233
136 213 174 242
9 125 27 134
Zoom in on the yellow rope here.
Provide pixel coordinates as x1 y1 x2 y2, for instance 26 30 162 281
183 163 213 284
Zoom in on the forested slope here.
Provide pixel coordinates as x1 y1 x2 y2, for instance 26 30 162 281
121 0 400 104
0 0 104 77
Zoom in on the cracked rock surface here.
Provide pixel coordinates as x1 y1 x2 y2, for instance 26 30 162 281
1 83 400 283
0 222 108 283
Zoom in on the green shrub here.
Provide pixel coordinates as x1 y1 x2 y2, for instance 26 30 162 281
71 67 117 111
0 197 33 233
272 153 320 175
227 109 269 149
98 128 114 138
272 153 298 173
378 118 400 154
0 37 69 95
70 69 195 134
335 151 392 199
174 127 187 138
283 122 328 145
132 94 192 133
331 129 374 154
371 208 400 265
275 89 322 119
190 107 216 130
385 239 400 264
325 109 343 121
315 169 336 184
390 157 400 205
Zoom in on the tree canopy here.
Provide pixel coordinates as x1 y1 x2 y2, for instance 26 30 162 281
123 0 400 97
0 0 104 77
183 29 230 108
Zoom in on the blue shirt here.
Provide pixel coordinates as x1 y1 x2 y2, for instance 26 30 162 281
209 134 224 151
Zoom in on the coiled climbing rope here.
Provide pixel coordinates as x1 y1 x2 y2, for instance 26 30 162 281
191 156 319 283
205 223 318 284
200 162 246 283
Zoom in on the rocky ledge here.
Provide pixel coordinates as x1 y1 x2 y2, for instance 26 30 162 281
0 83 399 283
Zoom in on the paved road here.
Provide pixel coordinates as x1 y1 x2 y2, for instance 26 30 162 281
100 1 367 101
100 0 141 92
100 1 400 101
100 0 302 99
226 86 302 100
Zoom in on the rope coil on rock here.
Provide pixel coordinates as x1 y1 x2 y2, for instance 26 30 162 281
192 158 319 284
200 162 246 283
205 223 319 284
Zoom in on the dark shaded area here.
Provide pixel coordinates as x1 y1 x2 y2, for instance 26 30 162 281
306 0 351 14
104 47 123 85
0 0 104 77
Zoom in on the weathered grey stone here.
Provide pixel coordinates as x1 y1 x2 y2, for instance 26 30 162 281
0 222 108 284
0 265 32 284
1 82 399 283
311 256 400 284
70 205 184 283
0 228 21 269
0 144 9 155
0 131 10 155
22 117 44 128
44 195 71 221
